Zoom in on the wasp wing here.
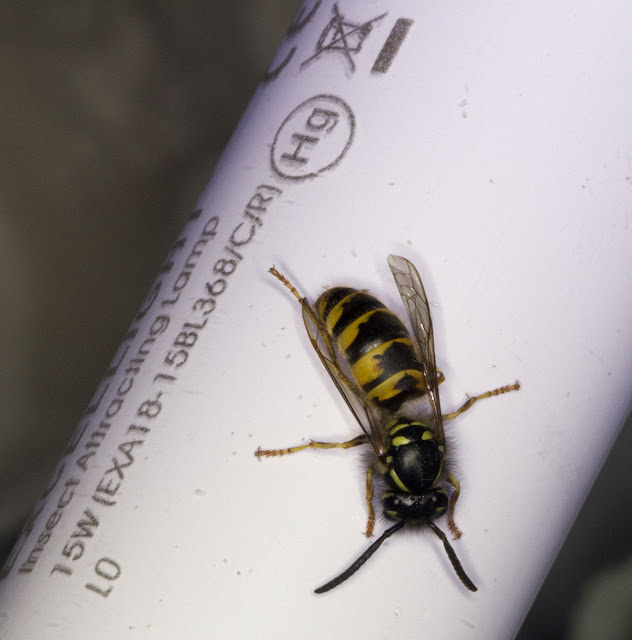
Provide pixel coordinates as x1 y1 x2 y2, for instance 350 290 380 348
387 255 445 445
301 302 387 456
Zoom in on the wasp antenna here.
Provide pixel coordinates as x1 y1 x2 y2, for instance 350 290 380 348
428 522 477 592
314 521 405 594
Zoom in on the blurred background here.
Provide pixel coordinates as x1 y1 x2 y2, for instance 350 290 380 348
1 2 630 638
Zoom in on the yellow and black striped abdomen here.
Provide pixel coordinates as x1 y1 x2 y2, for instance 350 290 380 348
315 287 427 412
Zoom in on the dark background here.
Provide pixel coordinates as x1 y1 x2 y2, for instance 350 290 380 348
1 3 630 638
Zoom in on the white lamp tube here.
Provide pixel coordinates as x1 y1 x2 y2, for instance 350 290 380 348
1 2 631 638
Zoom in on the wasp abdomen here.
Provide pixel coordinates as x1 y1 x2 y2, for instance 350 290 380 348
315 288 427 411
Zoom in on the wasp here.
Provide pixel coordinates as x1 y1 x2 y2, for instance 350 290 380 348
256 255 519 593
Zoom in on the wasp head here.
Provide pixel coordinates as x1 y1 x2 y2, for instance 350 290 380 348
382 487 448 523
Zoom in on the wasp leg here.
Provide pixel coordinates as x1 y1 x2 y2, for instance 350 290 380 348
269 266 306 307
442 381 520 422
445 473 462 539
255 434 368 459
364 467 376 538
270 266 362 401
269 267 323 338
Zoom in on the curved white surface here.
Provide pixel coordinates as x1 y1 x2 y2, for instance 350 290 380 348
1 2 631 638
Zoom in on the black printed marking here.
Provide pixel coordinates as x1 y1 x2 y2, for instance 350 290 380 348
371 18 414 74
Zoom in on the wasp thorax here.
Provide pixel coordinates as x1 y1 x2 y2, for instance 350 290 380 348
384 418 444 494
382 488 448 522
